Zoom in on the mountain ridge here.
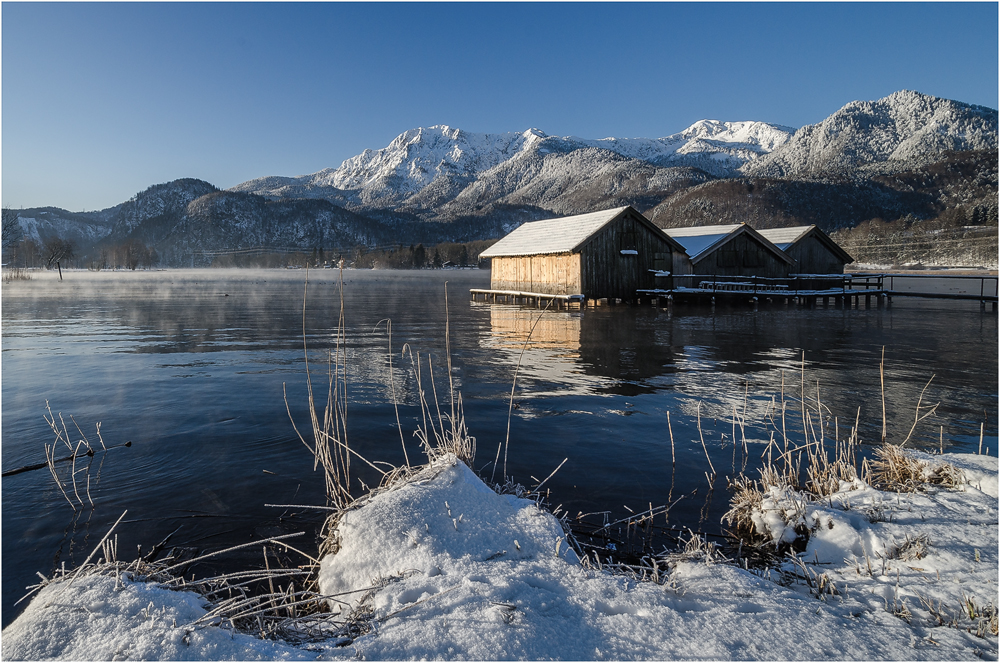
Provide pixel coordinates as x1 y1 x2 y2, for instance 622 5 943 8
9 90 996 268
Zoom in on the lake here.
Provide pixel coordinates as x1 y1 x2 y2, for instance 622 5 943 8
2 268 997 626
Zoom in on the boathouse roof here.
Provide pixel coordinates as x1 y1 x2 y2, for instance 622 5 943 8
662 224 743 260
663 223 794 266
480 206 685 258
758 225 854 263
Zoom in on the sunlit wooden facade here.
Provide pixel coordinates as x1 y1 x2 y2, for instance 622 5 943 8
480 206 689 302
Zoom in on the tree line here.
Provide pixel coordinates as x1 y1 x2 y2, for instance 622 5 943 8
830 201 999 268
206 240 497 270
1 209 163 271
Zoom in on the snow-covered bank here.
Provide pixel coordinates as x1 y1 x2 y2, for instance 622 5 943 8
3 453 997 660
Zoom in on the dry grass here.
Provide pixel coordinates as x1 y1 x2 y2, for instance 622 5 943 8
720 354 970 562
867 443 966 492
20 513 372 645
883 533 930 561
41 402 108 511
282 273 479 563
2 266 31 283
721 475 766 545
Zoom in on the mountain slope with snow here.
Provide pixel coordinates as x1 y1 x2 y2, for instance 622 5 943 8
12 90 995 267
743 90 998 178
230 121 794 217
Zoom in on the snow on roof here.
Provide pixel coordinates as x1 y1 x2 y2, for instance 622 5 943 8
479 207 631 258
757 225 815 251
662 224 742 260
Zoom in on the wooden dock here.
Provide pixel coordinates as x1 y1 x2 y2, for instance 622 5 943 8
472 274 998 311
637 273 998 310
470 288 585 309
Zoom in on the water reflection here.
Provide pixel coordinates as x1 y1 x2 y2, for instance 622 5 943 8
2 269 996 628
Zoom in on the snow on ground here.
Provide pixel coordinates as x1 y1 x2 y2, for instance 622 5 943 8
3 453 997 660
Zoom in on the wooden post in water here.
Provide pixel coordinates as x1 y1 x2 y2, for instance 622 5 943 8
57 261 63 281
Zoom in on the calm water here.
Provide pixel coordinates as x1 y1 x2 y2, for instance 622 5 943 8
2 268 997 625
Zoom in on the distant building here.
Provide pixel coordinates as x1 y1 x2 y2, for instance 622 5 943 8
664 223 794 278
757 225 853 274
479 206 689 302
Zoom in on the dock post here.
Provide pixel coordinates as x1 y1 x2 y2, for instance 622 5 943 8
822 296 829 307
981 300 987 312
865 294 872 308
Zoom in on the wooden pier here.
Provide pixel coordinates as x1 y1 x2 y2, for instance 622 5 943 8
470 288 585 309
636 273 998 310
473 274 998 311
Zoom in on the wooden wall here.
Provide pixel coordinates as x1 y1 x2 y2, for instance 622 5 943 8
579 211 680 301
490 253 582 295
785 235 847 274
693 233 791 278
488 210 683 300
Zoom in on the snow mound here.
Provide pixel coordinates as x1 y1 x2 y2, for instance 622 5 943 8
4 453 996 660
0 574 311 661
317 455 577 606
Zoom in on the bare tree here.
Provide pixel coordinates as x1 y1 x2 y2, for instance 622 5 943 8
2 207 22 252
42 236 75 268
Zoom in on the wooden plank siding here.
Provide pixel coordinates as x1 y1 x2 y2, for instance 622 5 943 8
490 253 581 295
578 210 680 301
784 234 849 274
484 206 689 302
693 233 792 279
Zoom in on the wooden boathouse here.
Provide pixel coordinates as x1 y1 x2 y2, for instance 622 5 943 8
663 223 794 278
758 225 853 274
474 206 689 306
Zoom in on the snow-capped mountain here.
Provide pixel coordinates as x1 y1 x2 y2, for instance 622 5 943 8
743 90 998 178
13 90 995 268
230 120 795 216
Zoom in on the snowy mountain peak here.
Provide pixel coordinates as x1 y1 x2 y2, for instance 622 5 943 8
228 90 995 216
673 120 796 152
743 90 998 178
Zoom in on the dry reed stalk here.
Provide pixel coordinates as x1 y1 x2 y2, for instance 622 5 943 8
374 318 410 468
867 443 966 492
899 374 939 447
696 402 716 480
41 405 105 511
44 443 75 508
880 346 887 443
403 348 476 467
285 269 390 510
666 410 676 504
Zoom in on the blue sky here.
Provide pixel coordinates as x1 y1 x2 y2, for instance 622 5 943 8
3 2 997 212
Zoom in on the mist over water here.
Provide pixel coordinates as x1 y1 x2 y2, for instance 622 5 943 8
2 268 997 626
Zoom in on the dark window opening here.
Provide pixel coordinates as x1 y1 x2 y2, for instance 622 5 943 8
620 229 637 252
